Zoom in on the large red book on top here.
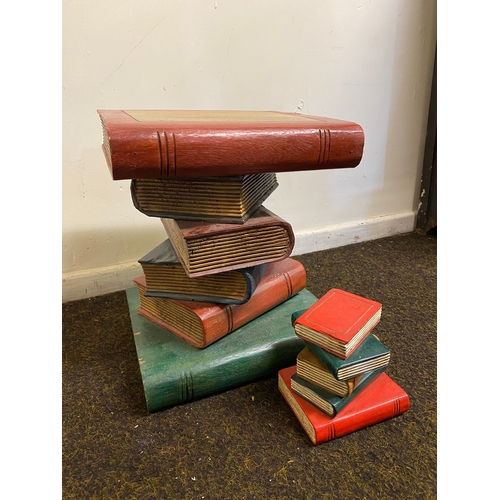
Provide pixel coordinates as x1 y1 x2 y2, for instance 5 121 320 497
97 109 365 180
293 289 382 360
278 366 409 445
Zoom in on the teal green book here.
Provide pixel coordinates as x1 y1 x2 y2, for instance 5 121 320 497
308 335 390 381
291 309 390 381
127 286 317 412
290 367 386 417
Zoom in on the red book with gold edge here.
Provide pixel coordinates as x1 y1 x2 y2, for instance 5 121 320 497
293 289 382 360
134 258 306 348
278 366 409 445
97 109 365 180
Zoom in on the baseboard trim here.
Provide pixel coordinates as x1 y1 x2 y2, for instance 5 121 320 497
62 212 416 303
62 261 143 303
290 211 416 256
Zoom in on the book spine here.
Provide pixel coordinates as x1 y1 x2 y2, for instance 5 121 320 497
225 260 306 332
316 393 410 444
105 127 364 180
146 336 306 412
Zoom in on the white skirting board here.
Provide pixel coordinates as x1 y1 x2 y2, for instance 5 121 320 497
62 211 416 303
62 261 143 304
290 211 416 256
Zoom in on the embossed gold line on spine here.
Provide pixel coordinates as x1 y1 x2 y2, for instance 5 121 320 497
165 132 177 177
317 129 331 168
394 399 400 415
156 131 164 178
225 306 234 333
283 272 292 299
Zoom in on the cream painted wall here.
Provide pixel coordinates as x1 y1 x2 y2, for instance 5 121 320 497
62 0 436 302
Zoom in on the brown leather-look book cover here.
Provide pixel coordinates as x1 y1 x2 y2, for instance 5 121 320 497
134 257 306 348
97 109 365 180
161 206 295 278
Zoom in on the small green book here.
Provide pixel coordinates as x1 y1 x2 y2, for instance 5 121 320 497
127 286 317 412
307 336 390 381
290 367 387 417
291 310 390 381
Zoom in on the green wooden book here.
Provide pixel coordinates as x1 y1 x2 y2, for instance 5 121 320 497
126 286 317 412
307 335 390 381
290 367 387 417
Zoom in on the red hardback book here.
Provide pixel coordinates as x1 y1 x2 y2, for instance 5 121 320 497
97 109 365 180
278 366 410 445
134 258 306 348
161 206 295 278
293 289 382 360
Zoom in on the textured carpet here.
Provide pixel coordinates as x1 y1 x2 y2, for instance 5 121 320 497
63 231 437 499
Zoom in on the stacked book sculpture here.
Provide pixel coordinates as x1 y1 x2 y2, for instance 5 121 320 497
278 289 409 445
98 109 365 412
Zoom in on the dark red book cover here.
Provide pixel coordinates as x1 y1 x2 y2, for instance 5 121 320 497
97 109 365 180
161 206 295 278
278 366 409 445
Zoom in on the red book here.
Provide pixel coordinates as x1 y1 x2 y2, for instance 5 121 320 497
293 289 382 360
161 206 295 278
97 109 365 180
278 366 410 445
134 258 306 348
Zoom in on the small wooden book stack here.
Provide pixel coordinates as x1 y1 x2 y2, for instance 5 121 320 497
98 109 366 411
278 288 410 445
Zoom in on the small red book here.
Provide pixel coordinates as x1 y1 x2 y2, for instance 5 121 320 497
134 258 306 348
278 366 409 445
293 289 382 359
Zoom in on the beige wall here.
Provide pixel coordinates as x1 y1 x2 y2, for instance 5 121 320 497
62 0 436 301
